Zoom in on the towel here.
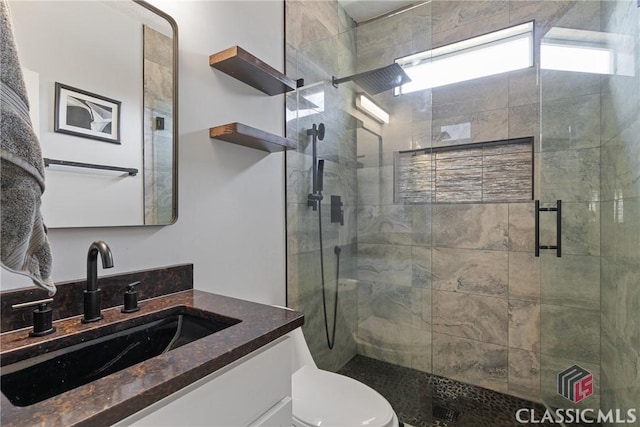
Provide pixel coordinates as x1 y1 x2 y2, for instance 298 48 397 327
1 0 55 295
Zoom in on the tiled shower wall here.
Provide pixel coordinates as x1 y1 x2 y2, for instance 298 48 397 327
143 26 174 224
285 1 359 372
599 0 640 419
285 0 635 410
537 2 606 411
354 0 604 404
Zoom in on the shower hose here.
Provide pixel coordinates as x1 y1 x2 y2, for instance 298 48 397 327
317 199 341 350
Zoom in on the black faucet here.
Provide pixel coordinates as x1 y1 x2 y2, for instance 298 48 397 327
82 240 114 323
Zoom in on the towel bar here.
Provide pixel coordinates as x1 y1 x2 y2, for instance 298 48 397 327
43 158 138 176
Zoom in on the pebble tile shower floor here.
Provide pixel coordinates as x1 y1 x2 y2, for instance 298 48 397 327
337 355 559 427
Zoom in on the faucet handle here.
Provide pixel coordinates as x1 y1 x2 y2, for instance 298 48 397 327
121 281 141 313
12 298 56 337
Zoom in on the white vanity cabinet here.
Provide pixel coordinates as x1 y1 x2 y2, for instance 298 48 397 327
114 336 292 427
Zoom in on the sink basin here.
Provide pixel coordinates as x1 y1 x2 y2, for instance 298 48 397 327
1 309 240 407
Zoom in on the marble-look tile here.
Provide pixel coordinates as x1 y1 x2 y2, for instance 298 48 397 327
599 316 618 412
540 94 601 151
356 8 413 57
508 300 540 352
432 332 509 393
509 1 575 47
601 120 640 201
608 254 640 355
509 103 539 140
550 0 602 31
357 281 413 327
410 327 433 373
357 316 416 369
411 204 432 247
600 72 640 146
540 354 600 411
539 149 600 204
432 248 508 297
540 304 600 364
431 1 509 34
337 0 355 33
432 290 508 346
432 74 509 119
383 121 416 153
600 197 640 261
356 41 413 76
609 332 640 415
286 0 339 50
508 347 540 401
410 2 433 54
540 70 601 104
357 243 412 287
412 118 433 151
357 165 394 206
357 205 412 245
540 254 600 309
432 203 509 250
509 68 538 108
432 1 509 47
411 246 433 289
287 202 317 255
508 252 540 302
292 255 357 372
412 287 432 330
554 201 601 257
303 285 358 372
508 203 535 252
432 109 509 147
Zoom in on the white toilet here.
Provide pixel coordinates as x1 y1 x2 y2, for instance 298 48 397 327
287 327 399 427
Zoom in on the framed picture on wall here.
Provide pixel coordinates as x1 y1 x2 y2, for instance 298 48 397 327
54 82 121 144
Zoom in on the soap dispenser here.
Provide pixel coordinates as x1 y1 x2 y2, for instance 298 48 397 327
121 281 141 313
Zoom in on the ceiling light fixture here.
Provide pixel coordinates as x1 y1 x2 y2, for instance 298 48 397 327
355 93 389 124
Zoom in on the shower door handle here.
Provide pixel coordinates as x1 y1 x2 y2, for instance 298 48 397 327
535 200 561 257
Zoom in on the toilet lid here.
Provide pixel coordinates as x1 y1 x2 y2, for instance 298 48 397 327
292 366 394 427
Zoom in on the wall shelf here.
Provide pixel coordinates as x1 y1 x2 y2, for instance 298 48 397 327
209 46 296 96
209 123 296 153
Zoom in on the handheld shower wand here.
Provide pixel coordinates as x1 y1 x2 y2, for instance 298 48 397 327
306 123 340 350
307 123 325 210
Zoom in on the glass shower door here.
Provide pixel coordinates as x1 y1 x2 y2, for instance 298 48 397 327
539 1 640 422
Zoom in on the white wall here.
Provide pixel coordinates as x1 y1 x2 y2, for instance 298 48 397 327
1 1 287 305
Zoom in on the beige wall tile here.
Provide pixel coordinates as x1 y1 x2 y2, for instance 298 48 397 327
433 290 508 345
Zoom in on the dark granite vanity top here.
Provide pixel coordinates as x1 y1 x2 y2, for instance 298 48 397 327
0 289 304 427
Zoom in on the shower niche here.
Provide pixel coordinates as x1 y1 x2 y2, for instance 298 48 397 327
209 46 297 153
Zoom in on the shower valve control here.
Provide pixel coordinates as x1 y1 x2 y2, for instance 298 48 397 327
331 195 344 226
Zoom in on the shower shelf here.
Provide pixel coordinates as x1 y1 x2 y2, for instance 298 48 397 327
209 46 296 96
209 122 296 153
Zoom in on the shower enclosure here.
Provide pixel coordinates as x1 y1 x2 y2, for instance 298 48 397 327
285 0 639 423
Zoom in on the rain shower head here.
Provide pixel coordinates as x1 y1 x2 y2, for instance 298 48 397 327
332 63 411 95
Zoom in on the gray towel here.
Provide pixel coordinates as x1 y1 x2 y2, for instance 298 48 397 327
1 0 55 295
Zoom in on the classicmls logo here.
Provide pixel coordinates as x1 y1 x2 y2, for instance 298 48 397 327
558 365 593 403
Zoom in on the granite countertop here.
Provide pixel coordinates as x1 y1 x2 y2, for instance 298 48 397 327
0 290 304 427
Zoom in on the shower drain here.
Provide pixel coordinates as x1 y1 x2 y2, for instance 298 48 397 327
432 405 460 423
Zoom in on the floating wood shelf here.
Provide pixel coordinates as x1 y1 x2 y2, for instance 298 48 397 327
209 123 296 153
209 46 296 96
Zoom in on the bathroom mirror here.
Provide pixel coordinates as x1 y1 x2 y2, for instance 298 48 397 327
9 0 178 227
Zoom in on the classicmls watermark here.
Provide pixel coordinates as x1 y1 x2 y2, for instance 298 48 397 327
514 364 638 424
558 365 593 403
515 408 638 424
